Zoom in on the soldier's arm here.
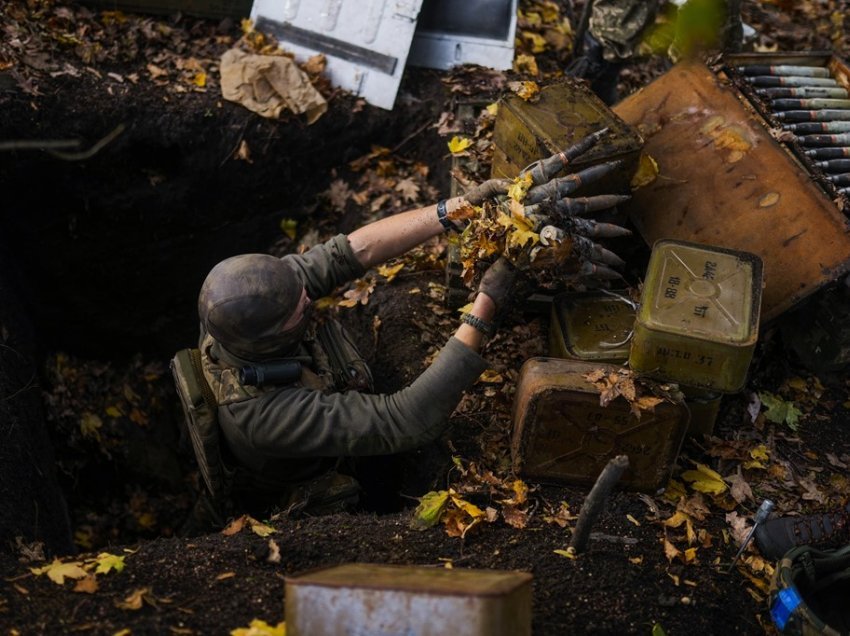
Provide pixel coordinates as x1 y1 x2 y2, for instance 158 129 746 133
221 334 489 458
346 196 467 270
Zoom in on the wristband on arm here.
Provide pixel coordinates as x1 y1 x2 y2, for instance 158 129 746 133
460 312 494 337
437 199 463 233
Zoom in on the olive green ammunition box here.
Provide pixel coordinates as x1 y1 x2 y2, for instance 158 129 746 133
549 291 635 363
511 357 689 493
285 563 532 636
630 240 763 393
682 387 722 438
492 80 643 194
613 57 850 322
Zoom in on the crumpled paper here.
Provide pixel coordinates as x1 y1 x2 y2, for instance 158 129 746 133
219 49 327 124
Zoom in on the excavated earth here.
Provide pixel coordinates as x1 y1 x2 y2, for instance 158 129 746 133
1 2 849 635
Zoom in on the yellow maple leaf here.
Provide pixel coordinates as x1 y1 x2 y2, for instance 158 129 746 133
447 136 473 155
497 211 539 250
749 445 770 462
513 53 539 76
230 619 286 636
520 31 547 53
376 262 404 282
193 72 207 88
681 463 728 495
507 172 534 203
94 552 126 575
450 495 485 519
31 559 88 585
631 153 659 189
80 412 103 439
279 218 297 240
411 490 450 529
508 80 540 101
248 517 277 538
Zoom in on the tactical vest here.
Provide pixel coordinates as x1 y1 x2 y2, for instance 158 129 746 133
172 317 373 499
770 544 850 635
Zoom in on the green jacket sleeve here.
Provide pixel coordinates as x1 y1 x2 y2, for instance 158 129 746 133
220 337 489 458
283 234 366 299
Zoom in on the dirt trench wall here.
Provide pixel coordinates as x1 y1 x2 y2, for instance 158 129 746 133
0 71 444 360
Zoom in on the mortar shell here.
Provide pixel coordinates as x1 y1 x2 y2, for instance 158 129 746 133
776 110 850 122
797 133 850 146
786 122 850 134
747 76 838 88
738 65 831 78
771 98 850 111
814 159 850 172
839 187 850 195
805 147 850 159
828 174 850 186
757 87 849 99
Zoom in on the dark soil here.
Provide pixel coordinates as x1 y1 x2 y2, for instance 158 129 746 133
1 1 849 635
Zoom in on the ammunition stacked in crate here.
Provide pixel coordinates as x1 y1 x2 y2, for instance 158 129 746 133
733 57 850 197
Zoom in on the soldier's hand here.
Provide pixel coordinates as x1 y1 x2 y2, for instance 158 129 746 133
476 257 518 315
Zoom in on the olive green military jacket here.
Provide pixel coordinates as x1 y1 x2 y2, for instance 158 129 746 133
201 234 489 489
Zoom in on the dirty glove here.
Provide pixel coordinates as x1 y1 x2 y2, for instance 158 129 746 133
476 257 518 315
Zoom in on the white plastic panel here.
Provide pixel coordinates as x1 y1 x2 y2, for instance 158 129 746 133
250 0 425 110
408 0 517 71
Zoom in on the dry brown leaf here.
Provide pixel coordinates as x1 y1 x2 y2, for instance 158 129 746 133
502 504 529 529
73 575 98 594
221 515 247 536
215 572 236 581
116 587 150 610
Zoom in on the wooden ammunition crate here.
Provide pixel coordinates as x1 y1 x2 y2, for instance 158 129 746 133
492 79 643 194
285 563 532 636
613 56 850 322
511 357 689 492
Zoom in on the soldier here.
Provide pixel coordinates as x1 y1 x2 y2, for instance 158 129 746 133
570 0 743 104
177 136 628 523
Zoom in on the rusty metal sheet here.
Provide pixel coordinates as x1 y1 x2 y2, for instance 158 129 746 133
613 61 850 322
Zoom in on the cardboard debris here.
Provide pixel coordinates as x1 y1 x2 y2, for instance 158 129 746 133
219 49 327 123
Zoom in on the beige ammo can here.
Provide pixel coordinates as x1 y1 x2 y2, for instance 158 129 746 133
549 291 635 363
511 358 690 492
285 563 532 636
630 239 763 393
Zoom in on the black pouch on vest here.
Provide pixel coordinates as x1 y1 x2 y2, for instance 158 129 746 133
315 319 374 393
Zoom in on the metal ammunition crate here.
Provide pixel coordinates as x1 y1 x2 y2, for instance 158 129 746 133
285 563 532 636
682 387 722 438
492 80 643 193
613 56 850 322
549 291 635 363
629 239 763 393
511 357 690 492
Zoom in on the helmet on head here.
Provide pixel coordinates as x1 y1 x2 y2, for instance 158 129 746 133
198 254 304 360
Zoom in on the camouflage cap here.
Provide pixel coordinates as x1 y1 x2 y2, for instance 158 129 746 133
198 254 303 360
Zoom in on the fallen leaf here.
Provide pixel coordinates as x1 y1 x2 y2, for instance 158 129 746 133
681 463 728 496
502 504 528 529
73 575 98 594
222 515 247 536
626 514 641 526
411 490 450 529
629 556 644 565
663 538 681 563
30 559 88 585
507 80 540 101
376 262 404 282
230 619 286 636
216 572 236 581
280 218 297 240
248 518 277 538
726 469 753 504
93 552 126 575
80 412 103 439
553 548 576 559
338 278 375 308
447 136 473 155
631 153 659 189
267 539 281 564
760 392 802 430
116 587 150 610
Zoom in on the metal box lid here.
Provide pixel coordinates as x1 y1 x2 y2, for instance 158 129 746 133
511 357 689 492
250 0 425 110
639 239 762 345
550 291 635 362
491 79 644 187
287 563 532 596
